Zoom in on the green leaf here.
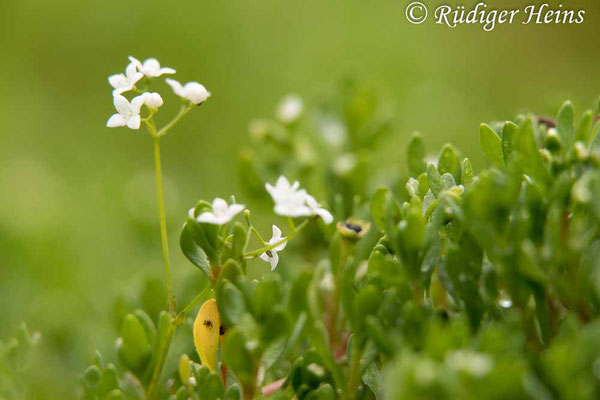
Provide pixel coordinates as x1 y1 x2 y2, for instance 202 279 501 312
406 133 427 176
180 221 211 277
442 234 484 331
133 309 156 347
217 280 246 326
82 365 101 390
353 284 382 335
427 164 444 197
231 222 248 261
588 123 600 150
218 259 243 286
306 383 336 400
399 207 425 255
253 278 282 319
557 100 574 147
461 158 473 187
120 314 151 371
576 110 594 143
515 118 549 184
223 329 254 384
501 121 518 164
370 186 390 232
362 362 383 399
365 316 395 355
479 123 504 168
97 364 119 398
199 372 224 400
225 383 242 400
437 143 458 176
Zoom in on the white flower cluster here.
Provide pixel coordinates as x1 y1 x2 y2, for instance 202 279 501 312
106 56 211 130
185 176 332 271
265 176 333 224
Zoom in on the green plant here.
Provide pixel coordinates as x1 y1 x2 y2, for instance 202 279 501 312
66 59 600 399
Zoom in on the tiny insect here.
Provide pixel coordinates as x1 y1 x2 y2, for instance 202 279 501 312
203 320 213 328
219 325 226 336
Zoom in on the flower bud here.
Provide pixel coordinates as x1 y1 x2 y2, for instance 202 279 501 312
144 92 163 109
336 219 371 242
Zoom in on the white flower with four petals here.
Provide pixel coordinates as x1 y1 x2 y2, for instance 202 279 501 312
128 56 176 78
108 62 143 95
259 225 287 271
265 176 333 224
265 176 312 218
196 198 245 225
106 94 145 130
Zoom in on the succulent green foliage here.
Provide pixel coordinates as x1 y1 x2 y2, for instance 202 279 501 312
76 89 600 400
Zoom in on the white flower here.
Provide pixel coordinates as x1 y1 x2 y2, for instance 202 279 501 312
106 94 145 130
165 79 211 104
259 225 287 270
276 94 303 124
265 176 312 218
144 92 163 109
108 62 143 94
265 176 333 224
305 194 334 224
128 56 176 78
196 198 244 225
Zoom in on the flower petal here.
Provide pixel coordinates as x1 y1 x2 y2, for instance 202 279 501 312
196 212 219 224
130 95 146 114
165 78 183 96
317 208 334 224
128 56 142 69
130 72 144 85
142 58 161 75
108 73 126 89
158 67 176 75
126 115 141 130
125 61 139 77
227 204 245 218
113 94 130 114
271 225 282 240
212 198 228 213
269 252 279 271
106 114 127 128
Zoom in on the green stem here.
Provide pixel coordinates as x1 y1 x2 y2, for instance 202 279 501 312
243 219 309 259
153 136 176 317
157 103 194 137
147 321 176 399
176 286 212 324
144 134 178 399
250 226 268 246
346 341 363 399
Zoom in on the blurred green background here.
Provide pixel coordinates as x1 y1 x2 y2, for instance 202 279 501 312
0 0 599 396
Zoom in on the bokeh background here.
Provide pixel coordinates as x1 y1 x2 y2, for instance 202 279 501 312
0 0 599 397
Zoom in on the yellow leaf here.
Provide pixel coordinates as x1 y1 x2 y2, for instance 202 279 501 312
193 299 221 371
